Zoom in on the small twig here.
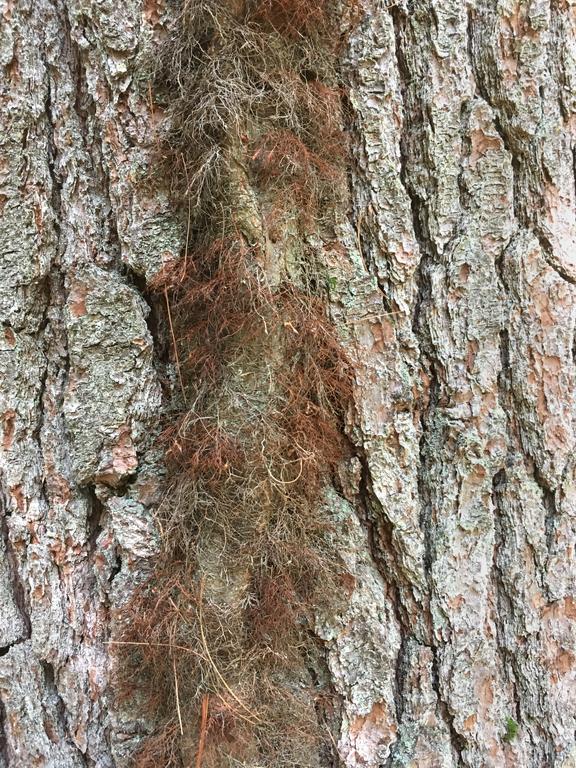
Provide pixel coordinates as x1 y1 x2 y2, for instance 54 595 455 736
173 656 184 736
182 154 192 275
195 694 210 768
197 579 262 724
147 80 154 116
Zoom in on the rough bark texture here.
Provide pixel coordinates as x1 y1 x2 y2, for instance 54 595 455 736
0 0 575 767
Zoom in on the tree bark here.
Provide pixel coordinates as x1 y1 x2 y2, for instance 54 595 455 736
1 1 575 767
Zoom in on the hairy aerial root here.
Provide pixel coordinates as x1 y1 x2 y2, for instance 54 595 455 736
114 0 354 765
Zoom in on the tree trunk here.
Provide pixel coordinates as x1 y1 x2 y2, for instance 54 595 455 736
0 1 575 767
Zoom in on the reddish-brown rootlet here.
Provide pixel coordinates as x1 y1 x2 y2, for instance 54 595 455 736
250 0 328 36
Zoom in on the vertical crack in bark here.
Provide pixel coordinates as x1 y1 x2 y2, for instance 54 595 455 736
391 632 409 726
354 438 420 628
381 633 411 768
490 466 555 766
353 446 415 759
43 51 62 232
356 448 411 626
417 360 439 599
304 636 345 768
548 0 570 133
490 312 527 744
0 492 32 763
496 239 559 589
41 661 89 767
491 312 553 760
466 10 520 223
122 265 172 389
388 6 465 763
343 11 422 642
0 696 8 767
536 472 559 562
429 646 467 763
86 485 105 554
0 492 31 643
389 2 440 309
490 469 521 713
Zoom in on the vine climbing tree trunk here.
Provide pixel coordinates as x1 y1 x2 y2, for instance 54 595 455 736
0 0 575 767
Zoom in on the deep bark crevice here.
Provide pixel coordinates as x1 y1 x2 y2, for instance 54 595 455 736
355 446 417 630
538 475 559 560
417 358 439 590
490 469 521 706
429 647 466 765
122 265 173 391
41 661 89 767
352 448 416 757
391 632 409 726
86 486 106 553
0 697 8 767
0 493 31 643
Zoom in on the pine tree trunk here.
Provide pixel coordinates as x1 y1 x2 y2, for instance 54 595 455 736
1 1 575 766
